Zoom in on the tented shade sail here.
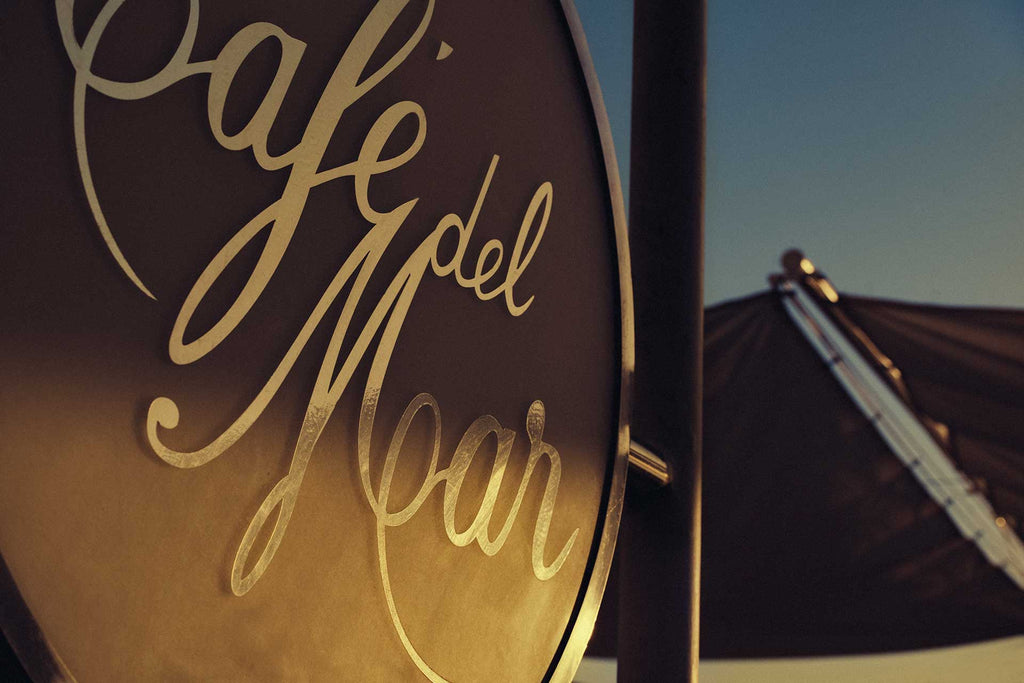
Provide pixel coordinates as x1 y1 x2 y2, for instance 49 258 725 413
590 278 1024 659
700 289 1023 657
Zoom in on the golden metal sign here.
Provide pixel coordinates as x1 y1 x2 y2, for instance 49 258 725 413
0 0 632 680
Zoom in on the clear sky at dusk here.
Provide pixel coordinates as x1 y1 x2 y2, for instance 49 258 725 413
574 1 1024 309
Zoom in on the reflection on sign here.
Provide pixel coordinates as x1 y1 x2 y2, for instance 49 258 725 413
57 0 578 679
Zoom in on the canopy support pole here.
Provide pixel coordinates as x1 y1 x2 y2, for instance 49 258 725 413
619 0 706 680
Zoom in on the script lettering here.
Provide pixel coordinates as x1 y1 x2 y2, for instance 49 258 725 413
59 1 578 679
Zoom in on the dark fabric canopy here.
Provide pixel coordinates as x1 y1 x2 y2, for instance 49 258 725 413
591 291 1024 658
842 295 1024 535
700 291 1023 657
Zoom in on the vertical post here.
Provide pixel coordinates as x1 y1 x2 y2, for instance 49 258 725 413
618 0 705 681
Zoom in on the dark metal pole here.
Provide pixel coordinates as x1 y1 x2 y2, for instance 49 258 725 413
618 0 705 680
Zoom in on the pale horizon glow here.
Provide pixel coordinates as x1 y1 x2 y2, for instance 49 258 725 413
574 635 1024 683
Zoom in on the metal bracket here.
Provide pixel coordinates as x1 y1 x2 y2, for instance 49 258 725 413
628 440 671 486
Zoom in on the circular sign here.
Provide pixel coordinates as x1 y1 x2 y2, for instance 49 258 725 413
0 0 632 680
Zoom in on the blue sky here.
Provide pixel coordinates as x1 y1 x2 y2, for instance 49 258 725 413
575 0 1024 308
